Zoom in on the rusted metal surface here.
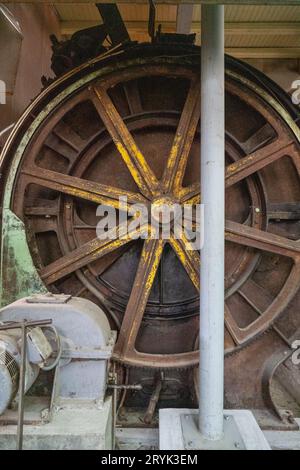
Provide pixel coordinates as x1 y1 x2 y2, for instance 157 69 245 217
144 372 164 424
261 347 298 428
1 44 300 418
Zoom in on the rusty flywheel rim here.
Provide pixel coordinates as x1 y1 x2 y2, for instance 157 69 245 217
3 49 300 369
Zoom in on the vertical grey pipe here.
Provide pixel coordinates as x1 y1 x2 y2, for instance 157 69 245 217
16 321 26 450
199 4 225 440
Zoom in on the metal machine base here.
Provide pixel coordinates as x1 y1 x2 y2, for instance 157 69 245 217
159 409 271 450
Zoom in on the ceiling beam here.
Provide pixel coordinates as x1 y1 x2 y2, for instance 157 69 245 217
226 47 300 58
60 20 300 36
224 22 300 34
59 20 300 57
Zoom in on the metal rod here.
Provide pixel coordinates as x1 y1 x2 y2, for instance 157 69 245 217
199 4 225 441
0 319 52 331
110 362 118 450
16 321 27 450
144 372 163 424
107 384 142 390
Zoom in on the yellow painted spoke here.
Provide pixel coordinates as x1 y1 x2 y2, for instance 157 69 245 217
179 182 200 204
92 86 159 199
162 80 200 194
40 220 149 284
22 166 147 211
169 233 200 291
114 238 165 359
226 140 295 188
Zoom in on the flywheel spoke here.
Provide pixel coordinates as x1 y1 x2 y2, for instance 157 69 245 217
225 219 300 261
169 233 200 291
124 80 143 115
94 245 132 277
179 139 295 203
179 182 200 205
21 166 146 211
92 86 159 199
224 303 244 346
226 139 295 188
162 80 200 194
114 238 164 360
173 219 300 264
225 263 300 345
40 220 148 284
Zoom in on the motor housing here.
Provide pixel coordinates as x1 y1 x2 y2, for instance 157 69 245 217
0 332 39 414
0 294 116 413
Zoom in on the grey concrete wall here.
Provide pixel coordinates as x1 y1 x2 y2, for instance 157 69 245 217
0 4 60 131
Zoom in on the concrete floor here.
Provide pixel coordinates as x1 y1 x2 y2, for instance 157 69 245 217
116 422 300 450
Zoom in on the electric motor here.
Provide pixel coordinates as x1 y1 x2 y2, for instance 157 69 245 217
0 336 19 414
0 327 50 415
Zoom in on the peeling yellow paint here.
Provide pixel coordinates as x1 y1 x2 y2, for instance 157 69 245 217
169 236 200 291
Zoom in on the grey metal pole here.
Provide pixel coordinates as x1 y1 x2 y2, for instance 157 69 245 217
199 4 225 441
16 321 27 450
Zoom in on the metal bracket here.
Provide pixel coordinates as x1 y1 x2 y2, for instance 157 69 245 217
148 0 156 42
96 3 130 46
181 414 245 450
262 346 299 430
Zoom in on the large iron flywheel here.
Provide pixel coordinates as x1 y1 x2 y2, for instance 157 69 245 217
2 44 300 411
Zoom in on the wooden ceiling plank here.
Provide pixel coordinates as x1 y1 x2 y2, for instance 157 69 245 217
60 20 300 36
2 1 300 5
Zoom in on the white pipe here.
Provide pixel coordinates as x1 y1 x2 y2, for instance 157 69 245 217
176 4 194 34
199 4 225 441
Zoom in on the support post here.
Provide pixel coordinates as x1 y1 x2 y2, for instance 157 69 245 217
199 4 225 441
176 4 194 34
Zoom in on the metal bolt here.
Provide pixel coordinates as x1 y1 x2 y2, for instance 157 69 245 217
255 207 260 213
65 204 71 209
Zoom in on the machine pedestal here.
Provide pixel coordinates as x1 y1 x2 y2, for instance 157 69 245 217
159 409 271 450
0 396 113 450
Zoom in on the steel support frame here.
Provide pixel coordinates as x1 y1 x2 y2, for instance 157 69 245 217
199 4 225 440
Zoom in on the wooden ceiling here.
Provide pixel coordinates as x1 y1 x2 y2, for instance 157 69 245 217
51 2 300 59
54 1 300 58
